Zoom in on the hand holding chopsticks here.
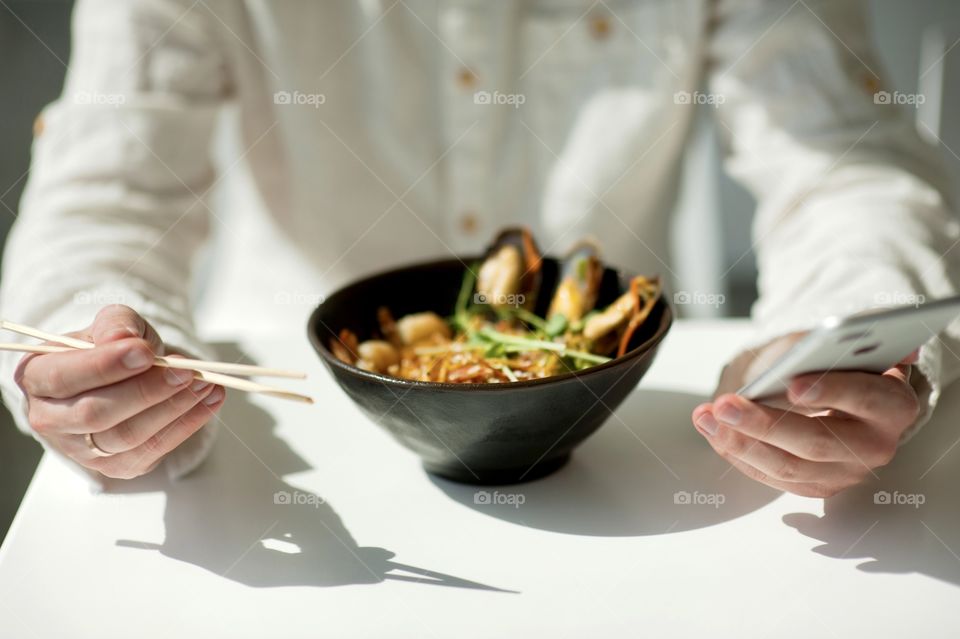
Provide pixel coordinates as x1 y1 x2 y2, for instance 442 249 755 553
0 319 313 404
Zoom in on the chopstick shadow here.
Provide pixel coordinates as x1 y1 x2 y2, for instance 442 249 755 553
112 342 513 593
782 382 960 589
430 388 781 536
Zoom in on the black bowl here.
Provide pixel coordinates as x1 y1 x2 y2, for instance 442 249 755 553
308 257 673 485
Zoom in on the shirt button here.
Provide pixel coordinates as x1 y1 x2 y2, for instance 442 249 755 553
460 211 479 235
33 113 45 137
589 14 612 40
456 67 478 90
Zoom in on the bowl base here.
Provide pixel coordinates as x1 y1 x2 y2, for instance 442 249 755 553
423 454 570 485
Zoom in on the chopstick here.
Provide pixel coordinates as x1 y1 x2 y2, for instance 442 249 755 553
0 321 314 404
181 369 314 404
0 320 94 349
0 320 306 378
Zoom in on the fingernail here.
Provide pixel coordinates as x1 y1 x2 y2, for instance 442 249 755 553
793 379 822 402
122 347 151 370
203 386 224 405
163 367 194 386
716 402 742 426
191 379 210 392
696 412 719 436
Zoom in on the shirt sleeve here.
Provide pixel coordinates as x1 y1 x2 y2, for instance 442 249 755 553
0 0 231 487
706 0 960 438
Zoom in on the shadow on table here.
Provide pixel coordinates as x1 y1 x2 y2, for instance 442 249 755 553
112 343 513 592
784 384 960 589
431 388 781 536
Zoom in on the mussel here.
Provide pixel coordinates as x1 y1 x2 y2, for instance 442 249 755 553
584 275 661 357
476 227 542 310
547 240 603 322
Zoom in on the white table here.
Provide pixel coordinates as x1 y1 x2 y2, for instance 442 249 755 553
2 320 959 638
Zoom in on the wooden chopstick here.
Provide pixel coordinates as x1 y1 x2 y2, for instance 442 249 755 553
0 320 93 350
186 370 314 404
0 342 314 404
0 343 74 355
0 322 314 405
0 320 306 378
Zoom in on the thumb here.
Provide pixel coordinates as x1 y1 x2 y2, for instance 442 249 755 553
91 305 163 353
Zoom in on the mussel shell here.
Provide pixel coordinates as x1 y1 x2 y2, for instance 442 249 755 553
547 239 602 321
476 227 542 309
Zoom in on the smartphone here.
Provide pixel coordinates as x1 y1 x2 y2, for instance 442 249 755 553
738 295 960 400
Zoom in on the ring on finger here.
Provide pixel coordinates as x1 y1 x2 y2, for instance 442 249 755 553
84 432 114 457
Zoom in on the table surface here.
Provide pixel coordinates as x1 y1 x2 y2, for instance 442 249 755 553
2 320 960 638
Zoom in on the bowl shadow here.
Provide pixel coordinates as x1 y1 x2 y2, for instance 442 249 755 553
430 387 782 536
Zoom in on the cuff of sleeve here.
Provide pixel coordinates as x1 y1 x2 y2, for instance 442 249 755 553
900 337 942 444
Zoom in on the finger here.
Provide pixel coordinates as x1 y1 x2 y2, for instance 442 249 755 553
787 370 919 427
91 305 143 343
18 337 155 399
693 406 833 496
75 381 216 452
706 395 897 466
93 382 216 454
91 305 164 353
29 365 198 434
692 406 861 485
91 386 225 479
889 363 911 383
721 452 838 499
13 327 95 397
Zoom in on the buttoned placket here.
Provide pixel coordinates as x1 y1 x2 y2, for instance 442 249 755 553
438 3 497 254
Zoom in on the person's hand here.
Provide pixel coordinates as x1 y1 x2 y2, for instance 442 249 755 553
691 334 920 498
14 305 225 479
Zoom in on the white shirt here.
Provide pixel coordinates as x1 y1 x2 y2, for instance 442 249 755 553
3 0 959 485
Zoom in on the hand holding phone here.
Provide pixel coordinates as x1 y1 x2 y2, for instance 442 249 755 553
692 293 960 498
738 295 960 400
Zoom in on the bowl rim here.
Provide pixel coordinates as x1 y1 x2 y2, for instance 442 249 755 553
307 256 674 391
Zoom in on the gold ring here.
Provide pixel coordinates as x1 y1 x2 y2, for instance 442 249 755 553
84 432 113 457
